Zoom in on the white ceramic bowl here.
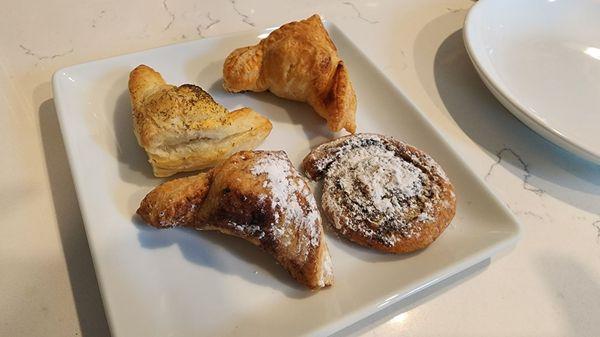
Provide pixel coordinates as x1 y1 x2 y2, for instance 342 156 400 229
464 0 600 164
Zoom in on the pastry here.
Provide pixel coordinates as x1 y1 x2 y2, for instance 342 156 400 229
222 14 357 133
128 64 272 177
302 133 456 253
137 150 333 289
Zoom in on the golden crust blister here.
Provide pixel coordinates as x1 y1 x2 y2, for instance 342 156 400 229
128 64 272 177
223 14 357 133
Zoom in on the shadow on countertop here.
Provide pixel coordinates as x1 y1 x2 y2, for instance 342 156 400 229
413 11 600 215
38 98 111 337
536 255 600 336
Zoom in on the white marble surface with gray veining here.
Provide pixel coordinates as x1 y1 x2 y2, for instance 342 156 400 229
1 0 599 336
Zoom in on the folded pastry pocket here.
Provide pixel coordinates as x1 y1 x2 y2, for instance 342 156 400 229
137 150 333 289
129 65 272 177
223 14 357 134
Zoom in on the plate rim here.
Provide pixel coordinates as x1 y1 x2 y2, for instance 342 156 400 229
463 0 600 164
52 20 522 336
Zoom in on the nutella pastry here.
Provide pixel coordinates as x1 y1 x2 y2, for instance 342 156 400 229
302 134 456 253
138 150 333 289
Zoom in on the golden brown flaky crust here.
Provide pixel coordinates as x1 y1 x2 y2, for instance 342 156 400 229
223 14 357 133
137 151 334 289
302 134 456 254
128 65 273 177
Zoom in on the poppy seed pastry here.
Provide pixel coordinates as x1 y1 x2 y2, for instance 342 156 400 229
302 133 456 253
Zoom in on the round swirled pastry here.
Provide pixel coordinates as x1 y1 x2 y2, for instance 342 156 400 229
302 133 456 253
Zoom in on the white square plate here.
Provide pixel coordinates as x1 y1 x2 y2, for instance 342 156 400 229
53 22 520 337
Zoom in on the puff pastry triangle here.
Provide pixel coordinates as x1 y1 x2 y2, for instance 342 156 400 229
129 65 272 177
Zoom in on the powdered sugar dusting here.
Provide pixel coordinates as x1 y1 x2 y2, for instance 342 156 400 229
312 134 447 248
230 222 265 239
336 147 424 215
318 250 333 287
250 152 321 261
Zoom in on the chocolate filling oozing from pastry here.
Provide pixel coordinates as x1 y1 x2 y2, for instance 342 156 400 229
302 133 456 253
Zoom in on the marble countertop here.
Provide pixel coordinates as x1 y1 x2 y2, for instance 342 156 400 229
1 0 599 336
